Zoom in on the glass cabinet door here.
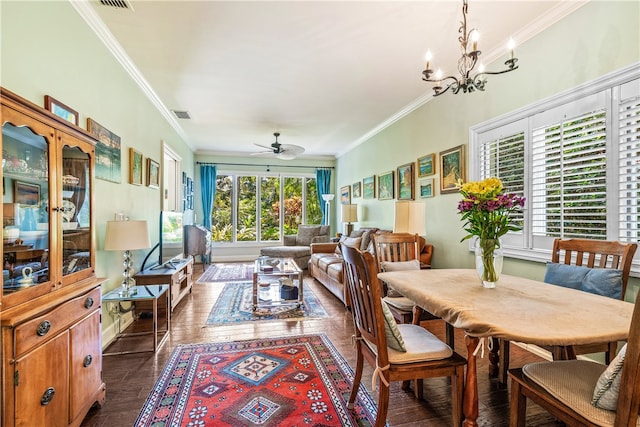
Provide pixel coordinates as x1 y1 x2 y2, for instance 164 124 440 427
61 141 92 281
2 122 51 295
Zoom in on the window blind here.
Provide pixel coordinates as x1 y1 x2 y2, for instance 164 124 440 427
618 92 640 243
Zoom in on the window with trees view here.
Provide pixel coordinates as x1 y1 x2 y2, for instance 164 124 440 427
470 68 639 272
211 173 322 243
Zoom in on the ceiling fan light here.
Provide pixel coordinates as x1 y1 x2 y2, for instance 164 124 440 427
277 152 296 160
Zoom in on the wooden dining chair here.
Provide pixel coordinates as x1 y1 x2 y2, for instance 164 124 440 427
372 233 456 346
499 238 637 384
508 287 640 427
341 243 467 427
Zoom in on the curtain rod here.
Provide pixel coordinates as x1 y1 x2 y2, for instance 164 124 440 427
196 161 333 170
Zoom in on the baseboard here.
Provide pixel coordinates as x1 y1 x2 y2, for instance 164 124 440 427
512 341 600 362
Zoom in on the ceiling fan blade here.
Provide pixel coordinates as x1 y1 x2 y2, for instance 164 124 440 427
254 143 274 150
250 151 276 157
280 144 305 155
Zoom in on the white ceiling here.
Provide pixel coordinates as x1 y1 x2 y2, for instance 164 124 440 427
78 0 585 159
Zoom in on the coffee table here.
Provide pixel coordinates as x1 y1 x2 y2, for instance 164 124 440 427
252 257 303 310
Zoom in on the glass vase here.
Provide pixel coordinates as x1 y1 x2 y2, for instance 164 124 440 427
474 238 503 288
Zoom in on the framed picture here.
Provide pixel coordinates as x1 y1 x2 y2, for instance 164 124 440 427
363 176 376 199
129 148 143 185
417 153 436 177
377 171 394 200
419 178 435 198
352 182 361 198
340 185 351 205
440 144 466 194
14 181 40 206
146 158 160 188
44 95 79 126
87 118 121 183
397 162 414 200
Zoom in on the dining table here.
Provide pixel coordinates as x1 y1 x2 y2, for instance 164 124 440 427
377 268 634 427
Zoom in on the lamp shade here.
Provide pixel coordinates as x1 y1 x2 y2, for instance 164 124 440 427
394 201 426 235
341 204 358 223
104 220 151 251
322 193 335 202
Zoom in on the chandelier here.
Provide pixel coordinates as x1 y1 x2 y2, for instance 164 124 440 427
421 0 518 96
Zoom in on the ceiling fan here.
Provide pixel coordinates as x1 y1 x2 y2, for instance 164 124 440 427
252 132 305 160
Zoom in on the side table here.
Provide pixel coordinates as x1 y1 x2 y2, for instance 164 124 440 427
103 284 170 356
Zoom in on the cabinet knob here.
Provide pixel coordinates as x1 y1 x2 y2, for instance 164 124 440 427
83 354 93 367
85 297 94 309
37 320 51 336
41 387 55 406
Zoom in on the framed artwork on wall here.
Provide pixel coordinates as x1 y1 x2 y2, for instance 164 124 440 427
439 144 466 194
129 148 143 185
417 153 435 177
363 176 376 199
352 182 361 198
340 185 351 205
44 95 78 126
419 178 435 198
377 171 394 200
14 181 40 205
397 162 414 200
146 158 160 188
87 118 121 183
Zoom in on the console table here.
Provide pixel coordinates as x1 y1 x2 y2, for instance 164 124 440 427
134 257 193 312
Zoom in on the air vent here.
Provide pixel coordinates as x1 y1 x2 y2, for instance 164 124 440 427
172 110 191 120
100 0 133 10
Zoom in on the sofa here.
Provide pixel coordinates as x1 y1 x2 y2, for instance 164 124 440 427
260 224 331 269
308 227 433 306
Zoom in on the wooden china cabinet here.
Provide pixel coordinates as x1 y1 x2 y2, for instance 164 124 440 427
1 88 106 427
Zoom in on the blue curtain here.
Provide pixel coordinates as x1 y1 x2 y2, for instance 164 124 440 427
316 168 332 225
200 164 217 229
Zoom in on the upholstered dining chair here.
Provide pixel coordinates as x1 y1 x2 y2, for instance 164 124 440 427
341 243 466 427
372 232 455 348
499 238 637 384
508 286 640 427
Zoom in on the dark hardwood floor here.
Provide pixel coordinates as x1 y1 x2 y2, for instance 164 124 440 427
81 267 564 426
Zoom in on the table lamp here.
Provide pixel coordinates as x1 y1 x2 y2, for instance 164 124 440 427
321 194 335 226
394 201 426 236
341 204 358 236
104 220 151 296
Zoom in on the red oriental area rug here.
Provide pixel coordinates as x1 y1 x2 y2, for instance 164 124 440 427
134 334 379 426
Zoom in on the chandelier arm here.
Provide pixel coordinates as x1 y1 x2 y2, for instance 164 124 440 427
473 65 519 77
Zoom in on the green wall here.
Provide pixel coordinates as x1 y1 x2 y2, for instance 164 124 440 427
1 1 194 336
335 1 640 300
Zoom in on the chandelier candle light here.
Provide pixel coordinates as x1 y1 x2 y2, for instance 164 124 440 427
457 178 525 288
422 0 518 96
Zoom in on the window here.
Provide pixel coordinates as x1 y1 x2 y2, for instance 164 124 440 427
210 172 321 243
470 66 639 273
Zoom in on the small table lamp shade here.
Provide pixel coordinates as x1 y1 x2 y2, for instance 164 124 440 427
394 201 426 236
105 220 150 295
341 204 358 236
105 220 151 251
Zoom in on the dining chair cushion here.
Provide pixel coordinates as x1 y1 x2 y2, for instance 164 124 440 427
364 323 453 364
382 295 415 311
381 260 420 297
381 299 407 352
544 262 623 300
522 360 638 426
592 343 627 410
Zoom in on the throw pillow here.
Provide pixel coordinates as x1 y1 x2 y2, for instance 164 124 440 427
592 343 627 410
296 225 321 246
342 237 362 249
544 263 623 299
381 260 420 297
381 299 407 352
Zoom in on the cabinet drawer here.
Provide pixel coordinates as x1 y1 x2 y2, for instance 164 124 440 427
14 287 101 357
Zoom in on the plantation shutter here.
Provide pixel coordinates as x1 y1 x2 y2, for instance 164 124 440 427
530 92 607 243
477 120 527 248
618 81 640 245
